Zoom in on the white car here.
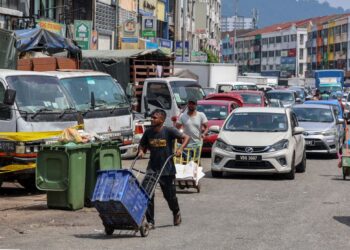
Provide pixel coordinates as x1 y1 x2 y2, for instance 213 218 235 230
211 107 306 179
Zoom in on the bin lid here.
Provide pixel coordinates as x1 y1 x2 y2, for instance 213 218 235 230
99 145 122 170
36 150 69 191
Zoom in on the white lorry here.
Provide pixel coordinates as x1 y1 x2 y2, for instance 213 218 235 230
174 62 238 88
49 71 138 159
237 75 278 91
0 70 80 189
140 77 205 126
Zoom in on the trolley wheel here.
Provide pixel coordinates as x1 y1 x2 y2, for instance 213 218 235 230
140 220 149 237
105 226 114 235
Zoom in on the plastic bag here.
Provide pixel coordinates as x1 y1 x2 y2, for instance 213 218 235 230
59 128 84 143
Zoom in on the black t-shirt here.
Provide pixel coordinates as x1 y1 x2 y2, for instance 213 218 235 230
140 126 183 176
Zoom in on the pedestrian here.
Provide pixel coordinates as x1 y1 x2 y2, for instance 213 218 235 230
138 109 190 229
313 89 321 100
176 99 209 144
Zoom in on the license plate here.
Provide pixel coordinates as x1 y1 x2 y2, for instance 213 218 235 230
305 140 314 146
236 155 262 161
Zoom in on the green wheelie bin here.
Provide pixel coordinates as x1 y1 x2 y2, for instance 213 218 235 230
36 143 90 210
84 141 122 207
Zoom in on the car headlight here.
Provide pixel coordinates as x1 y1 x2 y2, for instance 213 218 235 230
215 139 232 151
321 129 336 136
268 139 289 152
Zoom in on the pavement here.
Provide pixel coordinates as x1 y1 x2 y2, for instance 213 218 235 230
1 154 350 250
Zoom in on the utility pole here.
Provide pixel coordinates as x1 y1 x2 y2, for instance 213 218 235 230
233 0 238 65
182 0 187 62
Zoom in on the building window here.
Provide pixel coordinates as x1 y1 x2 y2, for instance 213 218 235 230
342 24 348 34
275 50 281 57
262 38 268 45
299 34 304 45
276 36 282 43
299 48 304 60
335 43 341 52
268 51 274 57
0 0 19 9
290 34 297 42
329 44 334 53
334 26 341 36
283 35 289 43
262 51 267 58
269 65 273 70
268 37 275 44
299 63 304 75
262 65 266 70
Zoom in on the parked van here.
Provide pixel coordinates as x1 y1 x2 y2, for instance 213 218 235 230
141 77 205 126
0 70 80 189
49 71 138 158
216 81 258 93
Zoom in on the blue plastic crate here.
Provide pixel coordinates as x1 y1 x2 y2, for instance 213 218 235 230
92 170 150 227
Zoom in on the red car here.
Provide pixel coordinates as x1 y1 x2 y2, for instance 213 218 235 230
197 100 241 153
206 90 267 107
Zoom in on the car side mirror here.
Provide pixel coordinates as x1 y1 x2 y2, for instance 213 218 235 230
209 125 220 133
293 126 304 135
337 118 345 125
3 88 16 106
295 97 301 103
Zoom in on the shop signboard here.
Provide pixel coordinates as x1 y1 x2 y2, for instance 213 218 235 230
142 16 156 38
175 41 189 62
191 51 208 63
121 37 139 49
123 19 138 38
157 38 173 53
37 19 65 37
74 20 92 50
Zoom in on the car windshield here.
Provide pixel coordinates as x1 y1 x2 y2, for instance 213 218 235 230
293 107 334 123
171 82 205 107
320 86 342 94
224 112 288 132
6 75 71 113
197 104 228 120
290 88 305 99
203 88 215 96
267 92 294 102
241 94 262 105
59 76 129 111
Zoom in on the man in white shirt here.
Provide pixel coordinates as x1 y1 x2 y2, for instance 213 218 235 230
176 99 208 144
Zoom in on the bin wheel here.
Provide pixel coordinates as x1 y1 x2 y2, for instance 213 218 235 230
105 226 114 236
343 168 347 180
140 220 149 237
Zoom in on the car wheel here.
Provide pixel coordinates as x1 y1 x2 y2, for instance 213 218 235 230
211 170 223 178
296 151 306 173
284 153 295 180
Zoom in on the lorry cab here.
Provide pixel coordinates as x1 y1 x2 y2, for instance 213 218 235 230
141 77 205 126
0 70 80 189
216 81 258 93
49 71 137 159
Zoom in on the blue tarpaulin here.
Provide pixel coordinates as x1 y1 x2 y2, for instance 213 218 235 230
14 28 80 54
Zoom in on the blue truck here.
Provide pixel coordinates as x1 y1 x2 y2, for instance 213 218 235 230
314 70 344 99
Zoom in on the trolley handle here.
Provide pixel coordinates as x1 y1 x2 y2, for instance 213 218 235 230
129 155 147 176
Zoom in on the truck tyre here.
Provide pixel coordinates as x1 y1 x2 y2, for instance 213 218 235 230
18 176 37 191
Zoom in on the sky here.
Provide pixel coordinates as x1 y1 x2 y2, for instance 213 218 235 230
319 0 350 10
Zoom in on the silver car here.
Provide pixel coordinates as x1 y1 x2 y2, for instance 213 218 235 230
293 104 344 157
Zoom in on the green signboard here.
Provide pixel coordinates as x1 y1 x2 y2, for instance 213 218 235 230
142 30 156 38
74 20 92 50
